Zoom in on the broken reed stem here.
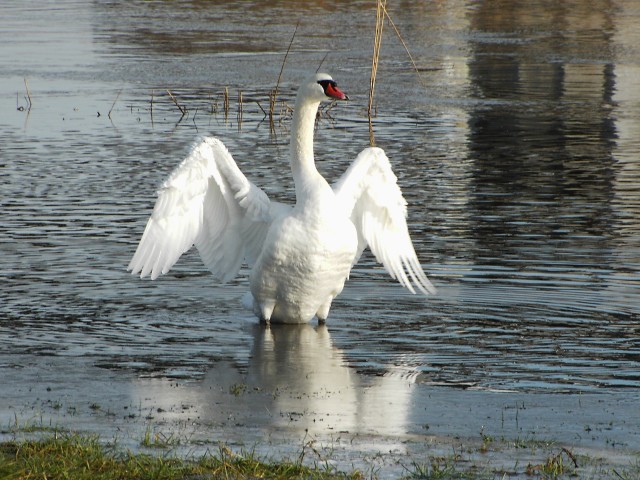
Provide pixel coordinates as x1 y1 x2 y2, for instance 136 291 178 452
208 91 216 114
274 22 298 99
166 90 186 118
108 89 121 119
192 107 199 130
270 22 299 133
268 90 276 133
382 3 427 89
316 51 330 74
150 89 154 126
237 90 243 128
23 78 32 111
256 100 268 117
368 0 387 147
223 87 229 119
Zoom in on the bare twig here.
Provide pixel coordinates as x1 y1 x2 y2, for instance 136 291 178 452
319 101 338 121
166 89 186 117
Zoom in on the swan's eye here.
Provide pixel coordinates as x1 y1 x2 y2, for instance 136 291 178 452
317 80 335 93
317 80 348 100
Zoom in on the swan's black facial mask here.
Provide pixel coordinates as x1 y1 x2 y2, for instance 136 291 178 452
318 80 348 100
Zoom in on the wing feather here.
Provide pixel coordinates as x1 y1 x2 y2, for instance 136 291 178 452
128 136 278 282
333 147 436 295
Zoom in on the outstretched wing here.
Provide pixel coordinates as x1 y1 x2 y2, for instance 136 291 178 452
333 147 436 295
128 136 286 281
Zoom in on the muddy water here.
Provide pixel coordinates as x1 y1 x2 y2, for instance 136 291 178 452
1 0 639 476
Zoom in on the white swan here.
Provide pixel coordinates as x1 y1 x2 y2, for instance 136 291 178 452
128 73 435 324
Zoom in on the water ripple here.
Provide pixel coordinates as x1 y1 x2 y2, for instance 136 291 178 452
1 0 639 397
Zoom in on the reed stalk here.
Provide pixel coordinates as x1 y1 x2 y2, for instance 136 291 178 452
223 87 230 119
237 90 243 129
149 89 154 126
108 89 121 119
269 23 298 133
382 3 426 89
368 0 387 147
166 90 186 118
24 78 32 111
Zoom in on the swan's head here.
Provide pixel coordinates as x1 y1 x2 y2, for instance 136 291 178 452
300 73 349 103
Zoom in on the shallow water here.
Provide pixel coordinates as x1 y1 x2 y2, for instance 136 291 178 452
1 0 640 476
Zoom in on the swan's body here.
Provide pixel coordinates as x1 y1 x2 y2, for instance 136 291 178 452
128 73 435 324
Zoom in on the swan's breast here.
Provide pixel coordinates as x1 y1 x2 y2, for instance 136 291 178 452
249 207 357 323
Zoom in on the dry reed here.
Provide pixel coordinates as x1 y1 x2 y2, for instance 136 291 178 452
368 0 387 147
368 1 428 145
24 78 33 111
382 3 427 89
270 23 298 133
237 90 243 128
166 90 187 118
108 89 121 119
223 87 230 119
149 89 154 126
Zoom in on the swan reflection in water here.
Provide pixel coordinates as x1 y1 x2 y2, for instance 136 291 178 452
132 324 416 443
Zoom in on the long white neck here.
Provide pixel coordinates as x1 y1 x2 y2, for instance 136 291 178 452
290 95 323 200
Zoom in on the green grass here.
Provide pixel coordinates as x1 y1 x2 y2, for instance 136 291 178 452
0 433 365 480
1 414 63 435
140 426 182 449
403 454 477 479
1 431 639 479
